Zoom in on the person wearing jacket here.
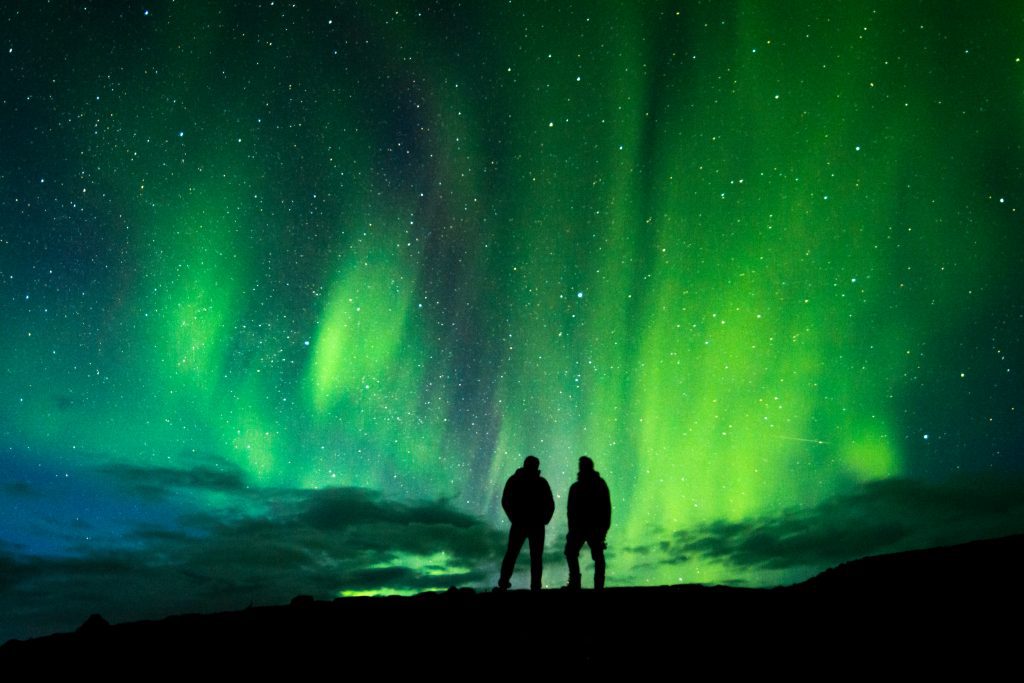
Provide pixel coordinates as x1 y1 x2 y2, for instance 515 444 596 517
564 456 611 590
496 455 555 591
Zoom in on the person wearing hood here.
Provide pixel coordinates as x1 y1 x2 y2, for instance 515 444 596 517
564 456 611 590
496 455 555 591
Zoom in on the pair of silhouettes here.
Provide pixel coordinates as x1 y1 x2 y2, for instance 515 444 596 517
496 455 611 591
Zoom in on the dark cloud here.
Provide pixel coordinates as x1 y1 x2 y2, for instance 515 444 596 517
100 460 248 497
0 486 504 643
298 487 479 530
651 476 1024 573
0 552 35 592
1 481 38 498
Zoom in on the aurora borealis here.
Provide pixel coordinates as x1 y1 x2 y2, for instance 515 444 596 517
2 1 1024 641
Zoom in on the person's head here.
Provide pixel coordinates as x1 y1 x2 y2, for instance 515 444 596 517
578 456 594 473
523 455 540 472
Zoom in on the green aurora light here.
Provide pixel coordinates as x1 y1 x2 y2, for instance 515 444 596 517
1 1 1023 636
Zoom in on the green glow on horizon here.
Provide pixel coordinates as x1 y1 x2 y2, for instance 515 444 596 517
337 588 419 599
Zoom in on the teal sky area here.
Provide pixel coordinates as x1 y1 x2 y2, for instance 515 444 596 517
2 1 1023 641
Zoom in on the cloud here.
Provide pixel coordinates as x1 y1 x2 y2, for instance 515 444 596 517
655 475 1024 572
0 485 504 643
1 482 39 498
99 458 249 497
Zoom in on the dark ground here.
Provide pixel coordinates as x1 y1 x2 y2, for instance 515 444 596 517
3 534 1022 673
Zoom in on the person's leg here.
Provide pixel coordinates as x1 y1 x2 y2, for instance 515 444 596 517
498 525 527 588
589 534 606 590
527 526 546 590
564 531 585 589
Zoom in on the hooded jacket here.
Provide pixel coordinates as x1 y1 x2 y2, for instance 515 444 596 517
567 469 611 534
501 467 555 527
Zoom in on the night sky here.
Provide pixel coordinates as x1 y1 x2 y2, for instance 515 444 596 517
3 1 1024 641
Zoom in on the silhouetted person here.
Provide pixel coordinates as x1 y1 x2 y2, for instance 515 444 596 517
564 456 611 590
496 455 555 591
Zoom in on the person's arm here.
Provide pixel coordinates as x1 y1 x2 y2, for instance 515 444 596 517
567 483 577 530
543 480 555 524
501 477 513 520
600 480 611 532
